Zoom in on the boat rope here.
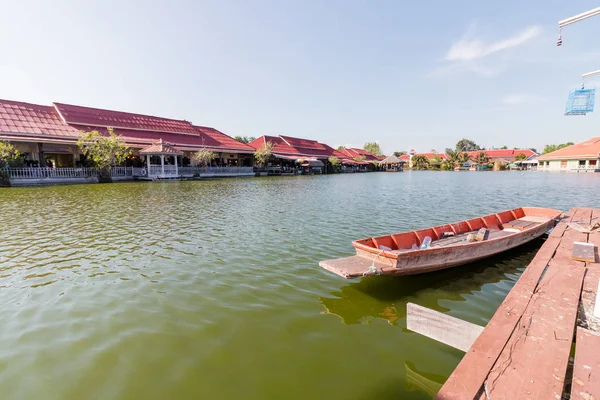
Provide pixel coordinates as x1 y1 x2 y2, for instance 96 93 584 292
364 249 385 276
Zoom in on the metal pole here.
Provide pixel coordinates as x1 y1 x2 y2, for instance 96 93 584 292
582 70 600 79
559 7 600 28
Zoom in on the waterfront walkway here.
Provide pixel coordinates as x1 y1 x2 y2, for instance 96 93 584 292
436 207 599 400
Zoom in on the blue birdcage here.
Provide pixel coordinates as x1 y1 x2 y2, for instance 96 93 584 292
564 87 595 116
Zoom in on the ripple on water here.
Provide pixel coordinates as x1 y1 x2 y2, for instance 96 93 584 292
0 173 598 399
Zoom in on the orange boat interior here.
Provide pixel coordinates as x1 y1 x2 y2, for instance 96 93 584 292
353 207 561 257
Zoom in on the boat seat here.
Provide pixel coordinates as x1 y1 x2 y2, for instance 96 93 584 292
503 216 549 231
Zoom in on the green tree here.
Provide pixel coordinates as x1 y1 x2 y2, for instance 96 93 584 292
353 155 367 162
193 148 217 166
234 136 256 144
429 156 442 170
254 141 275 168
393 151 406 157
476 151 489 164
363 142 383 156
543 142 574 154
455 138 480 152
457 152 469 163
529 148 538 154
515 153 527 161
337 145 345 151
0 141 22 187
77 128 131 183
328 156 341 173
440 159 455 171
500 145 508 149
411 155 429 170
431 149 437 153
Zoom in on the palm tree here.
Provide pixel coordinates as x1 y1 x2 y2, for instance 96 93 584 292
457 152 469 164
411 155 429 170
476 151 488 164
515 153 527 161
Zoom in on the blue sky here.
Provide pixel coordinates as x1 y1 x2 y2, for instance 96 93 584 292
1 0 599 154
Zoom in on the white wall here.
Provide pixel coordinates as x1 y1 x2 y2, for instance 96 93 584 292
538 159 598 172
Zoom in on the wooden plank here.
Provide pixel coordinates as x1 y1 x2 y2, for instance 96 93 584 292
318 255 392 279
579 264 600 332
482 257 586 399
407 303 484 352
436 209 579 399
595 279 600 319
572 241 596 262
571 328 600 400
435 235 564 400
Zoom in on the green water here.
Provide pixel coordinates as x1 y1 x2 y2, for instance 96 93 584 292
0 171 598 399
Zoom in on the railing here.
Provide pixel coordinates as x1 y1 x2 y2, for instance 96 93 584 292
7 167 138 179
5 165 256 180
110 166 133 176
7 167 97 179
199 166 254 175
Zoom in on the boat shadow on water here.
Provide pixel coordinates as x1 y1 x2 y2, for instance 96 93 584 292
319 238 545 326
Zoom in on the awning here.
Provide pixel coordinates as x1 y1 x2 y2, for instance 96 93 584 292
273 154 300 161
298 158 324 167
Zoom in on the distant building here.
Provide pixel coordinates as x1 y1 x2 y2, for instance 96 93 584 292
465 149 537 163
0 98 256 174
537 137 600 172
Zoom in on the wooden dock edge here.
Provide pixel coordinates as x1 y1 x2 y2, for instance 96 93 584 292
406 208 600 400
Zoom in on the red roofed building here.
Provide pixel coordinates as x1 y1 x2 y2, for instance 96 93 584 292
0 99 82 168
537 137 600 172
0 98 255 170
465 149 537 162
398 153 448 162
338 147 384 162
248 135 336 174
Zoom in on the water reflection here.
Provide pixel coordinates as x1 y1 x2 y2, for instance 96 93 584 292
319 239 543 325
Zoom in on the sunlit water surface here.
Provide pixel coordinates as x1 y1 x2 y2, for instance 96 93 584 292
1 171 598 399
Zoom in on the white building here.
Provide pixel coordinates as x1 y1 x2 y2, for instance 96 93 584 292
537 137 600 172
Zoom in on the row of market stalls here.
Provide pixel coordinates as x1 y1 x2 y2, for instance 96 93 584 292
247 135 384 174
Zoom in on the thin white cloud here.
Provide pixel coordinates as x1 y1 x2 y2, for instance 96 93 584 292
446 25 543 62
500 93 552 106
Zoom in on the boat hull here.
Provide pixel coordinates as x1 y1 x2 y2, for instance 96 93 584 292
354 218 552 276
319 207 562 279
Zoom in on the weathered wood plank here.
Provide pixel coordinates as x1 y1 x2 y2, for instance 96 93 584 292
482 255 586 399
435 237 564 399
572 241 596 262
436 209 577 400
318 255 392 279
595 278 600 320
407 303 484 352
579 265 600 332
571 328 600 400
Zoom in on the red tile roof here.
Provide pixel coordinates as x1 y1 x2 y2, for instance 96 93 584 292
279 135 326 150
53 102 197 134
0 99 81 138
139 139 183 155
538 137 600 160
249 135 335 158
399 153 448 161
338 147 384 161
399 150 535 162
466 149 536 160
194 126 255 153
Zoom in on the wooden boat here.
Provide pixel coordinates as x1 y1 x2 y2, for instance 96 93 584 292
319 207 562 279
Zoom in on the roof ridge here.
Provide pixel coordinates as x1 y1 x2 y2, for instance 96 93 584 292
0 98 54 110
53 102 190 123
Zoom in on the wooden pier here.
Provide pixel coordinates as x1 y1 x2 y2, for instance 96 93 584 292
410 207 600 400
